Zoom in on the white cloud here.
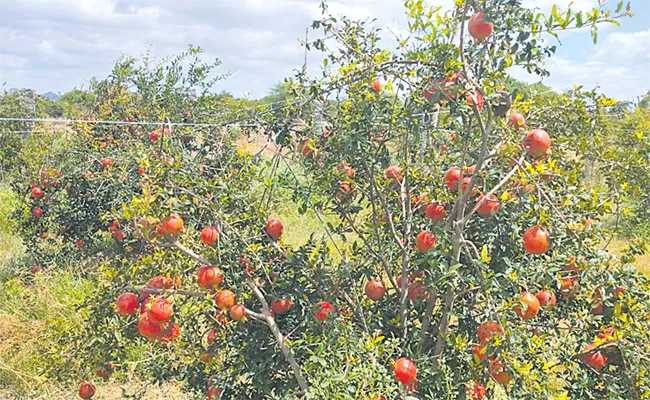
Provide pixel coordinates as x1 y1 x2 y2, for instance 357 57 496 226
0 0 645 101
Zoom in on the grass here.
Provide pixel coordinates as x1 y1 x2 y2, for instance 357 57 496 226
605 236 650 275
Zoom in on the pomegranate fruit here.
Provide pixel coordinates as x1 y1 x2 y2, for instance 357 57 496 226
468 12 493 42
523 129 551 158
162 213 184 235
523 225 550 255
365 278 386 301
266 216 284 240
393 357 417 386
476 194 500 218
215 290 235 310
415 231 436 252
515 291 540 320
115 292 139 315
200 226 219 245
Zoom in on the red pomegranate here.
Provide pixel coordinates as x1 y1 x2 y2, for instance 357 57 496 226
201 226 219 245
266 217 284 240
271 298 292 315
313 301 335 321
476 194 500 218
415 231 436 252
478 321 503 345
115 292 139 315
230 304 247 321
468 12 494 42
425 202 445 222
508 112 526 128
365 278 386 301
393 357 417 386
31 186 43 197
214 290 235 310
583 344 607 370
523 225 550 255
197 266 224 290
514 292 540 320
147 298 173 324
523 129 551 158
162 213 184 235
372 79 382 92
78 381 96 399
536 290 556 308
138 312 163 339
385 165 402 181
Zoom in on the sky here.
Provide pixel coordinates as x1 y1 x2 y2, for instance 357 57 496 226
0 0 648 101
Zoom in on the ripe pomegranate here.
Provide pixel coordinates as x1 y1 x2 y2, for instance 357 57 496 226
488 359 512 385
207 386 223 400
197 266 224 290
508 112 526 128
31 186 43 197
101 158 113 167
476 194 500 218
425 202 445 222
536 290 556 308
162 213 184 235
393 357 417 386
114 230 126 241
365 278 386 301
148 275 175 290
372 79 382 92
147 298 173 324
201 226 219 245
32 207 43 217
297 138 316 158
230 304 247 321
478 321 503 344
214 290 235 310
466 381 487 400
385 165 402 181
78 381 96 399
266 216 284 240
32 265 42 274
115 292 139 316
523 225 550 255
415 231 436 252
444 167 462 190
271 298 292 315
158 322 180 343
150 130 159 141
313 301 335 321
515 292 540 320
138 312 162 339
468 12 494 42
523 129 551 158
583 344 607 370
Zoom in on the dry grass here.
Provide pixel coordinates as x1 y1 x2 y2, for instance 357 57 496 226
605 236 650 275
0 380 188 400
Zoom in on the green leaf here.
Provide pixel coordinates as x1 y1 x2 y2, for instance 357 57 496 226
591 25 598 44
